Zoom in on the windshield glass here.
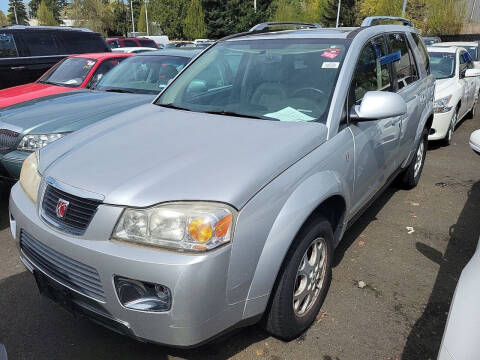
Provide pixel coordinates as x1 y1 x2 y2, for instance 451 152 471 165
466 46 478 61
156 39 348 123
95 55 191 94
39 57 97 87
429 52 456 79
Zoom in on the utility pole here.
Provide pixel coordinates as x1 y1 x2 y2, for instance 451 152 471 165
145 0 149 35
335 0 341 28
254 0 256 12
402 0 407 16
13 2 18 24
130 0 135 35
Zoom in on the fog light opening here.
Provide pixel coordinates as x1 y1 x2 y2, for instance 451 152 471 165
114 276 171 312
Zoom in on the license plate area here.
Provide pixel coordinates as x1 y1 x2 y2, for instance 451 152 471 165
34 270 76 315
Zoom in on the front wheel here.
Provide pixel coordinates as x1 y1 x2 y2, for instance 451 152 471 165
263 216 333 341
398 129 428 189
443 108 458 146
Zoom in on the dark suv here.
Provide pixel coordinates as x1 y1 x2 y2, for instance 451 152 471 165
0 26 109 89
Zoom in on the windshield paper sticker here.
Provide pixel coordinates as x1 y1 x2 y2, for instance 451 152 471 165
321 48 341 59
265 107 315 122
322 62 339 69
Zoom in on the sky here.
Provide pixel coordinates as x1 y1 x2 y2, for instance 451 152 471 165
1 0 9 14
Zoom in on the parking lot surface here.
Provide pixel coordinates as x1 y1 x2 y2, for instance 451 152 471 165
0 114 479 360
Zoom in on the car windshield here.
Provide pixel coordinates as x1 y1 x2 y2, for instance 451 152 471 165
466 46 478 61
156 39 348 124
38 57 97 87
95 55 191 94
429 52 456 79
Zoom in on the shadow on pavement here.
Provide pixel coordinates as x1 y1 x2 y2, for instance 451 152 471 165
402 181 480 359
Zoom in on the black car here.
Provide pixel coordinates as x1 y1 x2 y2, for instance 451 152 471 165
0 26 109 89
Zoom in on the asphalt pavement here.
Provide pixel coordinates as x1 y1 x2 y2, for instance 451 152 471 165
0 114 479 360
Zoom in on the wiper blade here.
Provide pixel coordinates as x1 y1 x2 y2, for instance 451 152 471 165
204 110 272 120
158 103 192 111
103 88 135 94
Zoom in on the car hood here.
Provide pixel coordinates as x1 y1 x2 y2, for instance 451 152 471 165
0 82 73 109
40 104 327 209
0 90 155 134
435 77 457 98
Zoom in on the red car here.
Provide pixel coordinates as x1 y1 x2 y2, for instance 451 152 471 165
107 37 159 49
0 52 133 109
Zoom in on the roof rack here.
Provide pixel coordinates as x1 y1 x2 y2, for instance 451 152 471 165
3 25 93 32
361 16 413 27
249 22 322 32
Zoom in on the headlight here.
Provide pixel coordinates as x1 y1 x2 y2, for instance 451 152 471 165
19 151 41 203
113 202 236 252
17 133 68 151
434 95 453 113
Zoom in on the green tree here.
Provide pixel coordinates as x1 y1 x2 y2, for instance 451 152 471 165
321 0 356 26
68 0 113 35
422 0 465 35
183 0 207 40
150 0 188 39
137 2 147 32
37 0 58 25
29 0 66 24
0 10 8 26
109 0 128 36
7 0 28 25
358 0 403 18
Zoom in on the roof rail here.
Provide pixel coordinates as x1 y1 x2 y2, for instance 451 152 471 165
4 25 93 32
361 16 413 27
249 22 322 32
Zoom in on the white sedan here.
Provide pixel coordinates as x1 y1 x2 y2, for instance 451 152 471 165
428 46 480 145
432 41 480 69
112 47 158 54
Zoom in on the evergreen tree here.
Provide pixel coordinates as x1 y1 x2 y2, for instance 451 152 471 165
37 0 58 25
109 0 128 36
29 0 66 24
0 10 8 26
150 0 187 39
183 0 207 40
7 0 28 25
320 0 356 27
137 2 147 32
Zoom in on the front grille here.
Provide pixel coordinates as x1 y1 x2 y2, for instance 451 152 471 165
20 231 105 301
0 129 19 150
41 184 101 236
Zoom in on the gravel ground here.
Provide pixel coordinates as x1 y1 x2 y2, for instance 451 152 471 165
0 114 479 360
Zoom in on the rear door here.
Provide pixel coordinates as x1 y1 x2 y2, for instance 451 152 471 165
459 50 475 117
0 32 21 89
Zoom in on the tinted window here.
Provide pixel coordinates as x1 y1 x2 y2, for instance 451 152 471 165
108 40 121 49
39 57 97 87
466 46 478 61
139 40 157 48
95 55 191 94
87 58 125 88
20 32 63 56
459 51 473 72
60 32 109 53
412 33 430 74
0 33 18 58
428 52 455 79
123 40 137 47
351 36 392 104
387 33 418 89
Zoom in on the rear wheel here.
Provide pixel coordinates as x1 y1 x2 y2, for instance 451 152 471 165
399 128 428 189
467 96 478 119
443 108 458 146
263 216 333 341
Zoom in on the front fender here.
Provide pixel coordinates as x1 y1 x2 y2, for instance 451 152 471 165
240 171 348 318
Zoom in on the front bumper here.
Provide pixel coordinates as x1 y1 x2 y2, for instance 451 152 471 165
9 183 246 347
0 150 29 182
428 109 455 141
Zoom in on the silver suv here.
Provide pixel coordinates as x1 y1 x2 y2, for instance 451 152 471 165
10 17 434 347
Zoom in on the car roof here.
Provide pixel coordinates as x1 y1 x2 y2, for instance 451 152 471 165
140 48 201 57
70 52 132 60
434 41 478 46
427 46 459 53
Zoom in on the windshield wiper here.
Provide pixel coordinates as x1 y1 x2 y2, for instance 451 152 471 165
158 103 192 111
103 88 135 94
204 110 273 120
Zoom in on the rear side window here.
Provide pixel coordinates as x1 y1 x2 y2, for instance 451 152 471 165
139 40 156 48
60 32 109 53
459 51 474 72
123 40 137 47
88 58 126 88
20 32 63 56
412 33 430 74
350 36 392 104
387 33 418 89
0 33 18 58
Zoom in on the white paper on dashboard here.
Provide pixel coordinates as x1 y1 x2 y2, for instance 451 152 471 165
265 107 315 122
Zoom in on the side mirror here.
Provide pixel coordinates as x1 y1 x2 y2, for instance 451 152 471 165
470 130 480 154
464 68 480 77
350 91 407 121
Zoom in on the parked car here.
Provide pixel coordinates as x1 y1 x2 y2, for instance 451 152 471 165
0 53 132 109
112 47 157 54
143 35 169 47
0 26 109 89
0 49 199 181
10 17 434 347
106 37 158 49
423 36 441 45
427 46 480 145
165 41 194 48
433 42 480 69
195 41 215 49
437 132 480 360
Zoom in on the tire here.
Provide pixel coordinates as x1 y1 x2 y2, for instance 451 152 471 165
263 215 333 341
399 128 428 189
443 108 458 146
467 97 478 119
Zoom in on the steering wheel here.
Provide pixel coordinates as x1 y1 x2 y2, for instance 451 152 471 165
292 87 325 99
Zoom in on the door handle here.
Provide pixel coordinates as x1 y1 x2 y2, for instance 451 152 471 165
10 66 25 71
